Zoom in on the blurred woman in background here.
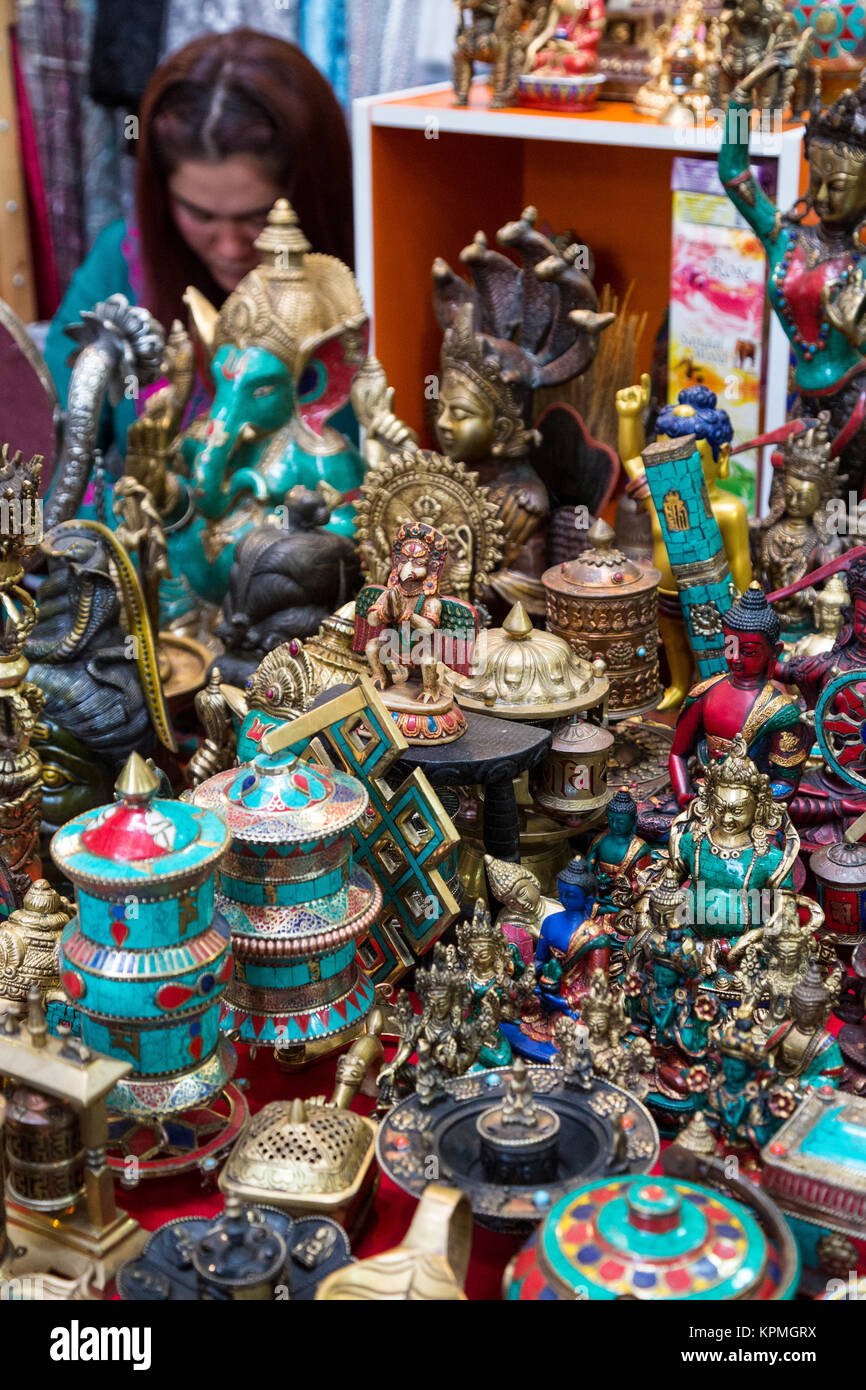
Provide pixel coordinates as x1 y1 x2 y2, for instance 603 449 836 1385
44 27 353 462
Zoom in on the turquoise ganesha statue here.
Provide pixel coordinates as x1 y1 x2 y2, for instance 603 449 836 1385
164 200 369 620
41 202 370 625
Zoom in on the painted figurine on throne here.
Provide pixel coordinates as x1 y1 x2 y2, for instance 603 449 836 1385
616 378 752 710
720 50 866 498
353 521 477 744
433 205 615 616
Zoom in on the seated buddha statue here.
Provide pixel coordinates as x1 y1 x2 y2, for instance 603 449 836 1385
749 415 842 639
669 736 799 979
765 962 845 1092
668 582 810 814
617 380 751 710
484 854 560 966
776 555 866 841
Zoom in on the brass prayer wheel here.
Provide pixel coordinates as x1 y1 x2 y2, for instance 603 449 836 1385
542 519 661 719
4 1085 84 1212
535 717 615 821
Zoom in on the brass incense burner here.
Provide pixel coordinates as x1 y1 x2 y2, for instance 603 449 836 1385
219 1036 383 1237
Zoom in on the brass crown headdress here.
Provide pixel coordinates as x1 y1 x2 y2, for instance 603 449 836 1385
784 413 840 497
212 200 366 380
581 968 613 1027
807 76 866 158
456 898 499 954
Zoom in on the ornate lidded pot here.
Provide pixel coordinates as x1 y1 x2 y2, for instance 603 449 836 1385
52 753 234 1117
542 519 661 719
450 601 608 724
190 747 380 1060
504 1169 798 1301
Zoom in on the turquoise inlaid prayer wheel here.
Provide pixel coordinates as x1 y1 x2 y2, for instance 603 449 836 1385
190 747 380 1061
51 753 235 1117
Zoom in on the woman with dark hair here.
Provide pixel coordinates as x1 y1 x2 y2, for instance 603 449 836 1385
43 28 353 463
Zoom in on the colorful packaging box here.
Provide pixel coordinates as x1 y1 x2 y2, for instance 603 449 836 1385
670 156 774 511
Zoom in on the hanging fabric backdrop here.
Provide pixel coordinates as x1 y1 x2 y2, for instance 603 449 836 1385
15 0 450 308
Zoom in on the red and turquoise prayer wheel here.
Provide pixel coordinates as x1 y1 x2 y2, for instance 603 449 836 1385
190 747 380 1061
51 753 235 1118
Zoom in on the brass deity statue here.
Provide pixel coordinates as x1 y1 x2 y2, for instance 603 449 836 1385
669 736 800 973
789 572 848 658
0 878 73 1021
0 447 45 890
433 206 614 615
633 0 713 121
376 944 481 1106
765 961 845 1090
706 0 811 114
581 967 653 1098
729 890 842 1031
750 415 843 633
453 1 548 109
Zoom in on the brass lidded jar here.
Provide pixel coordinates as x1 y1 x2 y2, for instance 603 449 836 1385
542 519 661 718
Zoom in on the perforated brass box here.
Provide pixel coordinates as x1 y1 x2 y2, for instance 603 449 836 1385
219 1097 378 1239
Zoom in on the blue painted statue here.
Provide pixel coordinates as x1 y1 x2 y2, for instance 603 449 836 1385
505 856 610 1063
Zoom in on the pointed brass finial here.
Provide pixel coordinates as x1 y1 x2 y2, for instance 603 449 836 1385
587 518 616 548
115 751 160 804
254 199 311 264
502 602 533 641
675 1109 718 1157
